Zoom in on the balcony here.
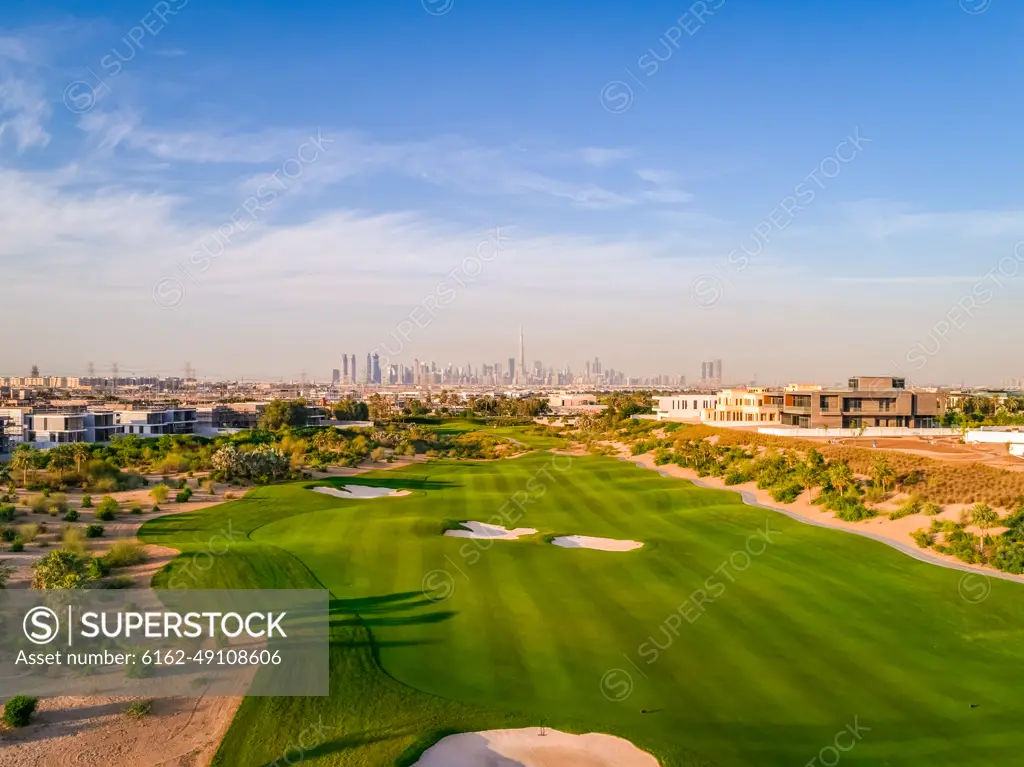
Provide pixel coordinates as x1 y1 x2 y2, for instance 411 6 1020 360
784 406 811 414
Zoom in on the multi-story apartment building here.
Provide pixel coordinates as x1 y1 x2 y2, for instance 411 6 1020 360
195 402 327 432
654 393 718 422
781 376 946 428
111 407 198 436
703 388 783 424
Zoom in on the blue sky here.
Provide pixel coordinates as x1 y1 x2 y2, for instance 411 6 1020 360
2 0 1022 385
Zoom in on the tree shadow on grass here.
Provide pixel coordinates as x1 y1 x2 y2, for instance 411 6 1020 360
253 723 428 767
329 594 456 630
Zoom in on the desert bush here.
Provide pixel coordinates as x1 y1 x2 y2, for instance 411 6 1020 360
150 485 170 505
889 495 923 521
104 541 147 568
2 695 38 727
922 502 943 516
80 494 93 508
130 504 142 515
863 485 888 505
95 496 118 521
0 504 15 522
10 539 24 552
61 527 86 555
723 468 750 486
911 529 935 548
175 488 193 503
17 523 40 543
31 550 92 589
124 699 152 719
84 524 105 539
48 493 69 515
770 480 804 504
29 495 48 514
87 557 110 579
1 527 15 542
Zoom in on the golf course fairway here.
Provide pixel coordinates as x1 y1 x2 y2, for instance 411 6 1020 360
140 448 1024 766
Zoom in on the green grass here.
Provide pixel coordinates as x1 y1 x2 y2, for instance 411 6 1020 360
140 453 1024 766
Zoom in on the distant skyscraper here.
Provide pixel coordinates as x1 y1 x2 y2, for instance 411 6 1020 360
331 368 340 385
365 353 372 384
414 357 421 385
342 355 349 382
372 353 381 384
701 361 708 382
714 359 723 385
517 326 526 384
508 357 515 383
350 354 356 384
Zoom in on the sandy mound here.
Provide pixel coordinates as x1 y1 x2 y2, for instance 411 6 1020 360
445 521 538 540
552 535 644 552
312 485 411 499
412 727 660 767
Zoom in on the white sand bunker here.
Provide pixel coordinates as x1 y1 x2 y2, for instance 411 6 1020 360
445 521 538 540
552 535 644 552
412 727 660 767
312 485 410 499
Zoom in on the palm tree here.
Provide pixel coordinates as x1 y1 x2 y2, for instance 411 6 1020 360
72 442 90 475
48 446 74 479
10 445 37 487
827 461 855 496
970 503 1000 560
871 455 896 493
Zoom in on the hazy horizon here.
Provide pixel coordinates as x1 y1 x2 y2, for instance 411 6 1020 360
3 1 1023 386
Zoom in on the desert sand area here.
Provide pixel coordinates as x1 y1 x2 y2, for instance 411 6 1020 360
625 450 1024 584
0 695 241 767
551 535 644 551
411 728 661 767
807 434 1024 471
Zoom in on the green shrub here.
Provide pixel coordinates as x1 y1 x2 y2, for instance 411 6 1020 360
911 529 935 548
17 523 40 543
84 524 105 539
1 527 15 542
104 541 147 568
922 502 943 516
834 498 876 522
64 508 79 522
130 504 142 515
889 495 922 521
124 699 152 719
86 557 110 579
2 695 38 727
95 507 115 522
80 494 92 508
94 575 134 589
29 495 48 514
770 480 804 504
0 504 15 522
10 539 24 552
175 487 193 503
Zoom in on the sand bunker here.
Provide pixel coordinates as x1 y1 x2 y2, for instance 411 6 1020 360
312 485 410 499
552 535 644 552
412 727 660 767
445 521 538 540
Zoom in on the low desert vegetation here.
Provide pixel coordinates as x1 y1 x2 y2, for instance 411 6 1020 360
2 695 38 728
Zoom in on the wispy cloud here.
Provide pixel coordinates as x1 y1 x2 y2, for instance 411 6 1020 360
0 73 50 151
